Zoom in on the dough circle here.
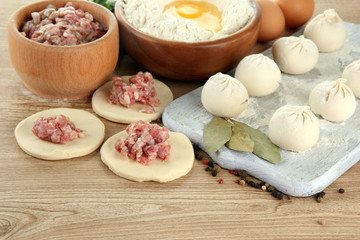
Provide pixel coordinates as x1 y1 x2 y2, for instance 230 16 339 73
100 130 194 182
15 108 105 160
92 76 173 123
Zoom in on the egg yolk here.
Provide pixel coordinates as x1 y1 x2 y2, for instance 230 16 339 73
163 1 222 33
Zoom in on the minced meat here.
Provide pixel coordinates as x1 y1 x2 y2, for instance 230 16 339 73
115 120 171 165
108 72 160 114
33 114 84 144
22 2 107 46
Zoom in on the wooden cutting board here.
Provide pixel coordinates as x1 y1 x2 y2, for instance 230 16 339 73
163 23 360 197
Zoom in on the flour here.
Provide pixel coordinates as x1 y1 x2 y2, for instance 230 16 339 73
119 0 255 42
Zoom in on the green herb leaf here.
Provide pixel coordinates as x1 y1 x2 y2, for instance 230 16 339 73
88 0 115 11
232 121 281 164
203 117 232 153
226 126 254 152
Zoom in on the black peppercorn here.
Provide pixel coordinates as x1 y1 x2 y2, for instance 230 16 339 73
339 188 345 194
207 161 214 168
211 169 217 177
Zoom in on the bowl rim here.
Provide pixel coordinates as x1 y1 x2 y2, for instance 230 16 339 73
114 0 261 46
8 0 118 48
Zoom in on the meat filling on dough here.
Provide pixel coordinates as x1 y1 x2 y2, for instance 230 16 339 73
115 120 171 165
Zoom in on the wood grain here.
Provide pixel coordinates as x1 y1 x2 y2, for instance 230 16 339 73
1 0 360 239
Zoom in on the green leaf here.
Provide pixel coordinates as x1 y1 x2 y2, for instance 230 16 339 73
203 117 232 153
226 126 254 152
232 121 281 164
88 0 114 11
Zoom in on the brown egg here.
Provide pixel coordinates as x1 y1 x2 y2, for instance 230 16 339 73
256 0 285 42
274 0 314 28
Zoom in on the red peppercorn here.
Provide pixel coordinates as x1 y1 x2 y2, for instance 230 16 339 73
218 179 224 184
202 160 209 165
235 180 240 184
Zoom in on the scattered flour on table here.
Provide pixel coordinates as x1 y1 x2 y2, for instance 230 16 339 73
119 0 255 42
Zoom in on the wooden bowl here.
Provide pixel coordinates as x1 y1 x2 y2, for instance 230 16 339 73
8 0 119 99
115 0 261 81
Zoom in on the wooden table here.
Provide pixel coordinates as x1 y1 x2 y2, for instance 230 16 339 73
1 0 359 239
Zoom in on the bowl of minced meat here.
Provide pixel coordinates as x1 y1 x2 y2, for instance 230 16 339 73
115 0 261 81
8 0 119 99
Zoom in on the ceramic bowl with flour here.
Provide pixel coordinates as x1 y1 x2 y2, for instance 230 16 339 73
115 0 261 81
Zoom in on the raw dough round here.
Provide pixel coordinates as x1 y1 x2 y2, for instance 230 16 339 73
100 130 194 182
272 35 319 75
235 54 281 96
92 76 173 123
342 59 360 98
304 9 346 53
269 105 319 152
201 72 249 117
309 78 356 122
15 108 105 160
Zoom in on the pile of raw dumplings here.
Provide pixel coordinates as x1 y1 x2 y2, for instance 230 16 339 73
201 9 359 153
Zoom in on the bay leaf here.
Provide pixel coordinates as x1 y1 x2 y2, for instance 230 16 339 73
203 117 232 153
226 126 254 152
232 121 281 164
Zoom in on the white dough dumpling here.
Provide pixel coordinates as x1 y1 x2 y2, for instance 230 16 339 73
269 105 319 152
342 60 360 98
309 78 356 122
235 54 281 97
201 72 249 118
272 35 319 75
304 9 346 53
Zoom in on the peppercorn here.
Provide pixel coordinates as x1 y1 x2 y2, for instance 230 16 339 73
238 170 248 180
207 161 214 168
249 181 255 187
318 219 326 226
339 188 345 194
192 144 200 151
316 191 326 198
261 185 267 191
218 179 224 184
194 152 202 160
211 169 218 177
316 197 323 203
205 166 211 172
267 186 275 192
254 183 260 189
239 180 246 186
235 180 240 184
202 160 209 165
287 195 292 200
272 191 283 200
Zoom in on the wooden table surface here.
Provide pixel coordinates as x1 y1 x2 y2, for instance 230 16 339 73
1 0 360 239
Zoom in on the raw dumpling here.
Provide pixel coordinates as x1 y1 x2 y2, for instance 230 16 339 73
272 35 319 75
269 105 319 152
304 9 346 53
342 60 360 98
234 54 281 97
309 78 356 122
201 72 249 118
